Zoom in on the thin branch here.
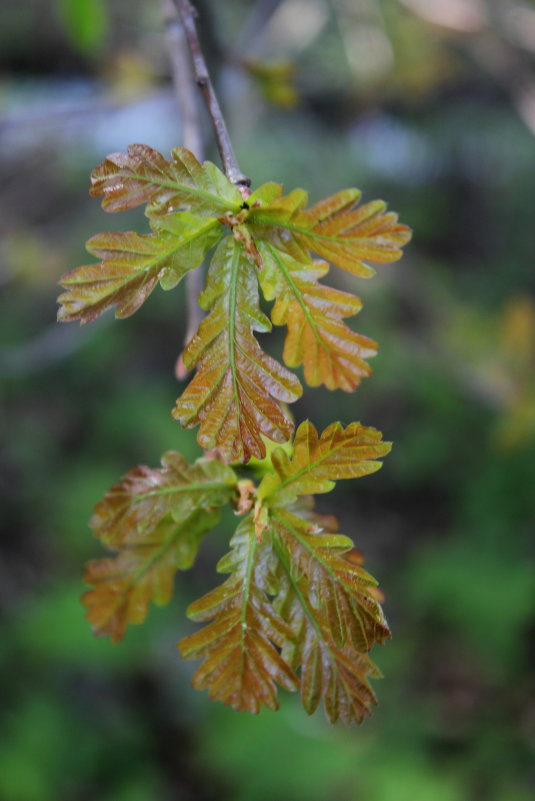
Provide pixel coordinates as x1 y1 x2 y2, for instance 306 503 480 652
172 0 251 193
163 0 205 378
164 0 204 158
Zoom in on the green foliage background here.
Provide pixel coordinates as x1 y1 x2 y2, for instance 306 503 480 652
1 0 534 799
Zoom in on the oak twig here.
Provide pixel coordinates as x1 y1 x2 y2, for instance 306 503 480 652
172 0 251 194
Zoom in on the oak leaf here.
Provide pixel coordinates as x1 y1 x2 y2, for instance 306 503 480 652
272 508 390 652
58 214 222 323
83 508 220 642
179 516 299 712
258 242 377 391
173 237 302 463
90 451 237 548
82 453 237 640
258 420 391 505
271 509 388 724
248 187 411 277
90 143 243 217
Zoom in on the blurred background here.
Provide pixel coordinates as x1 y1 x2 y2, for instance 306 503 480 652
1 0 534 799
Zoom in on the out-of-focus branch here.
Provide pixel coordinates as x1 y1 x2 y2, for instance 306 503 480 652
172 0 251 193
163 0 205 379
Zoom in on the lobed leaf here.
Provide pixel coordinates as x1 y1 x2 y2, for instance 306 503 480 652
82 452 237 641
173 237 302 463
272 508 389 652
90 144 243 217
179 516 299 713
248 187 412 277
90 451 237 548
271 509 388 724
83 508 220 642
58 214 222 323
258 420 391 504
258 243 377 391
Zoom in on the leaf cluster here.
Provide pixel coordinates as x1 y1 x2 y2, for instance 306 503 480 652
58 144 410 462
58 144 410 722
84 422 391 723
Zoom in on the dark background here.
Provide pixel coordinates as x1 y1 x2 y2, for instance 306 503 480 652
1 1 534 799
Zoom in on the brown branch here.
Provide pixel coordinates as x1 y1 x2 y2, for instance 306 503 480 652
172 0 251 193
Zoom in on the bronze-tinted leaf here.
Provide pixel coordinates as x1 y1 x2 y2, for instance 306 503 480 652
83 508 220 642
259 243 377 391
272 508 390 651
173 238 302 463
90 144 243 216
58 215 222 323
248 187 412 276
258 420 391 503
271 511 388 724
178 516 299 713
299 628 383 725
90 451 237 548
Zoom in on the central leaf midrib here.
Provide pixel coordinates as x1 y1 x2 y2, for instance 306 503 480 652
251 215 354 246
135 480 232 501
239 525 258 679
87 219 220 291
227 243 242 423
123 170 241 213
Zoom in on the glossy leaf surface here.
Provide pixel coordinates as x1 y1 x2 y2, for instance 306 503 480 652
272 508 389 651
82 453 237 640
90 451 237 548
258 420 391 504
58 215 223 323
83 508 220 642
173 238 302 463
179 517 299 712
248 187 411 276
271 508 388 724
90 143 243 216
258 243 377 391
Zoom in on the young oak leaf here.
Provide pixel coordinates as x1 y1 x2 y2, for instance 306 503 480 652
83 507 221 642
257 420 391 505
284 600 383 726
178 516 299 713
82 452 237 641
247 187 411 277
173 237 302 463
90 451 238 549
271 508 390 653
90 143 243 217
57 213 223 323
258 242 377 391
271 516 388 725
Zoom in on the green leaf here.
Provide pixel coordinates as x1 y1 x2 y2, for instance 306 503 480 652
57 214 223 323
179 516 299 712
258 420 391 505
90 144 243 217
258 242 377 391
173 237 303 463
56 0 108 54
248 188 412 276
